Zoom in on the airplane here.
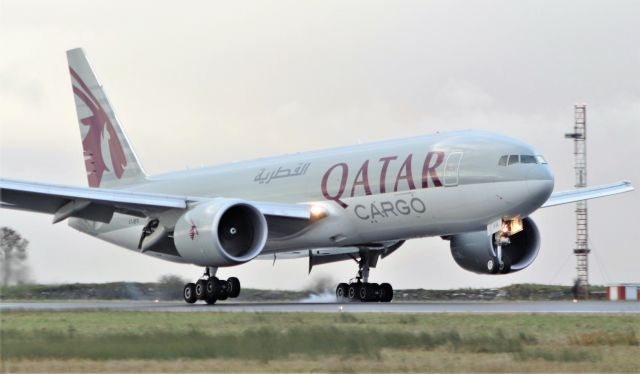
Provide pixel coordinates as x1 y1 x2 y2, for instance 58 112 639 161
0 48 634 304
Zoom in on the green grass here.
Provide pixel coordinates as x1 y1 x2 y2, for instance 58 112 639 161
515 348 600 362
1 326 538 360
1 312 639 372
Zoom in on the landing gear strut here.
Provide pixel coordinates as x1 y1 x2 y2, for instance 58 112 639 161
183 267 241 304
336 248 393 303
492 232 512 274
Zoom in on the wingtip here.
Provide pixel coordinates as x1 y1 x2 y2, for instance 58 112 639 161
619 180 634 190
66 47 85 57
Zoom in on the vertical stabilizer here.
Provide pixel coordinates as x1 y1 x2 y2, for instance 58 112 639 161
67 48 147 188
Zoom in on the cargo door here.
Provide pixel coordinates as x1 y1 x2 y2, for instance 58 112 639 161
444 152 463 187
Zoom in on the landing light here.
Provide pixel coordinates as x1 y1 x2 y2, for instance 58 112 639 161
510 218 523 235
310 205 328 220
501 217 524 236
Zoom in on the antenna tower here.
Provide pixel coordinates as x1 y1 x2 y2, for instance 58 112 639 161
565 104 589 299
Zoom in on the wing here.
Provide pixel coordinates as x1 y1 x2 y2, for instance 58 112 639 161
542 181 634 208
0 178 313 224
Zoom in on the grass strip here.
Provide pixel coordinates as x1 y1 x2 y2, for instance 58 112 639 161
2 326 535 361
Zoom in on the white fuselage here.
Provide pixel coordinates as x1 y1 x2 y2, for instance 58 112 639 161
70 130 554 264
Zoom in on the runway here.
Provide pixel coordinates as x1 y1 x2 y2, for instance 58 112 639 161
2 300 639 313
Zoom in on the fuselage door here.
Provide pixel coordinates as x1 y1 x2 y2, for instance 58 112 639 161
444 152 463 187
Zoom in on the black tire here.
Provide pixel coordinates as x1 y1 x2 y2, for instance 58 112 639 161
195 279 207 299
370 283 381 302
217 279 229 301
487 257 499 274
380 283 393 303
336 283 349 301
500 256 512 274
227 277 241 298
348 283 359 301
359 283 379 302
205 295 217 305
183 283 197 304
206 277 219 298
359 283 368 301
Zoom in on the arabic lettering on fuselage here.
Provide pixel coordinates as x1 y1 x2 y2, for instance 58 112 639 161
254 162 311 184
321 151 446 208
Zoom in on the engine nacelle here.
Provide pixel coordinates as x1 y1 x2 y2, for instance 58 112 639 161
173 199 268 266
449 217 540 274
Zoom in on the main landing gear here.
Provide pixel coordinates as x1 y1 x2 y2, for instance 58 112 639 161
335 247 394 303
183 267 241 304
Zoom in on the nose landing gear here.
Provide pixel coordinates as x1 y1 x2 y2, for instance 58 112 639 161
336 247 394 303
491 233 513 274
183 267 241 304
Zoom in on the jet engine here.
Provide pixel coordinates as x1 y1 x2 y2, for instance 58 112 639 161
448 217 540 274
173 199 268 267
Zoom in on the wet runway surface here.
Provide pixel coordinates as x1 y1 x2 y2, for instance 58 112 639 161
2 301 639 313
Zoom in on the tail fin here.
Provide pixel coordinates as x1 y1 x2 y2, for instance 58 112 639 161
67 48 147 188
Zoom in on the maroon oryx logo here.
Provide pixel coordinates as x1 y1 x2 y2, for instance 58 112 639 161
189 222 198 240
70 67 127 187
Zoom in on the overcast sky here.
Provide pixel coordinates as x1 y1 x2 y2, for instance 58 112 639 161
1 0 638 289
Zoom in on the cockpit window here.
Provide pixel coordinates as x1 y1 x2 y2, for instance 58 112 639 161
499 154 546 166
498 155 508 166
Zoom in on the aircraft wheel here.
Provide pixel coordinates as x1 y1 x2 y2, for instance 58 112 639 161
499 257 512 274
380 283 393 303
348 283 359 301
217 279 229 300
206 277 219 298
370 283 382 302
183 283 197 304
368 283 379 301
204 295 217 305
227 277 241 298
336 283 349 300
359 283 369 301
487 257 499 274
360 283 379 302
195 279 207 300
336 283 349 301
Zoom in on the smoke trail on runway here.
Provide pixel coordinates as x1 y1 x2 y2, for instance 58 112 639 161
300 275 336 303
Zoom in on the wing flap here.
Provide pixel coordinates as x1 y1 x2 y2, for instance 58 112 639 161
542 181 634 208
